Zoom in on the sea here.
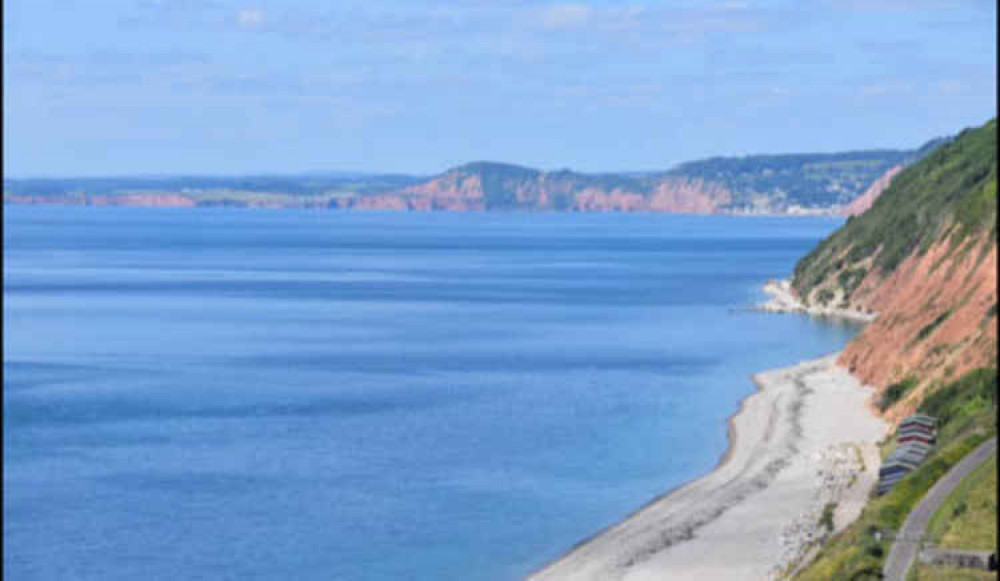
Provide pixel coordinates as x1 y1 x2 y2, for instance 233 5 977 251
3 206 862 580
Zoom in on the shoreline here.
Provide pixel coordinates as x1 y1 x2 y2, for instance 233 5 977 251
4 199 849 218
756 278 877 323
530 353 888 580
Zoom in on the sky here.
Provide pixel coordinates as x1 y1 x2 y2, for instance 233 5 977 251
3 0 996 177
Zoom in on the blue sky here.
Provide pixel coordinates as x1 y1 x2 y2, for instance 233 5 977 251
3 0 996 177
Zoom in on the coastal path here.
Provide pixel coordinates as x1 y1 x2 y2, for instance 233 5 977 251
882 436 997 580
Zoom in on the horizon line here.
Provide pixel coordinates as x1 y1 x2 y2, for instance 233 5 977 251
2 143 932 182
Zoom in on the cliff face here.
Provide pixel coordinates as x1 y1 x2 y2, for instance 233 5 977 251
6 143 947 214
841 165 902 217
328 165 735 213
792 118 997 420
839 233 996 422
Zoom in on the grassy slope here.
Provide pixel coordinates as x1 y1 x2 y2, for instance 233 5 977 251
908 566 998 580
924 453 997 550
792 118 997 304
793 367 997 580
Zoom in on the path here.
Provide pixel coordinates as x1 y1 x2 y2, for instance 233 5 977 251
882 436 997 580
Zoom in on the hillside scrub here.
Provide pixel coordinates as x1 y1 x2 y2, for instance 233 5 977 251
793 118 997 302
877 377 919 412
925 453 997 550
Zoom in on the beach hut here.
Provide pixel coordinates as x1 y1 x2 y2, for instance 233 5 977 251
898 440 932 456
878 477 904 492
884 441 932 463
879 458 919 480
898 428 936 445
898 422 936 436
891 443 932 467
876 420 938 495
897 416 936 442
876 441 935 495
899 421 936 435
899 414 937 432
877 473 908 495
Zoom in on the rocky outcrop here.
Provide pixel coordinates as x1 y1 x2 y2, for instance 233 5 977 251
648 178 732 213
393 172 486 211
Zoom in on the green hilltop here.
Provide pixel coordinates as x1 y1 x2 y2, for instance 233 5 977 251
793 118 996 301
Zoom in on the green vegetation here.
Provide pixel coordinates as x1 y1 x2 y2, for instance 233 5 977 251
919 368 997 445
819 502 837 534
796 434 991 580
667 146 939 209
457 162 543 210
925 453 997 550
916 310 953 342
909 565 998 580
793 119 996 300
837 267 868 299
794 367 997 580
878 376 919 412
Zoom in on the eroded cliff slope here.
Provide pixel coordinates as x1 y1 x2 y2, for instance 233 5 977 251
791 119 997 421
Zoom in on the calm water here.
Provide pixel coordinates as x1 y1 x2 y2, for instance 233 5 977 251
3 207 860 580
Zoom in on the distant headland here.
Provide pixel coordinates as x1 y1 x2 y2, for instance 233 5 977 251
4 138 948 216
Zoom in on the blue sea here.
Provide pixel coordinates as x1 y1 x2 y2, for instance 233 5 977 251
3 207 860 580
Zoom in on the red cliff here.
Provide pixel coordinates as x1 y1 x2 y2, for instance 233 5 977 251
841 165 902 217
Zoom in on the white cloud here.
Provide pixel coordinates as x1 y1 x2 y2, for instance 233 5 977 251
237 7 265 29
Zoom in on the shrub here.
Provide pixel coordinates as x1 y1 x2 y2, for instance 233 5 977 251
819 502 837 533
916 310 952 342
919 368 997 427
878 376 918 412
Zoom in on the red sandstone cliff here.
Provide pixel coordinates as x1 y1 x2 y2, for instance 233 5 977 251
7 149 917 214
838 233 997 422
841 165 902 217
340 169 735 213
791 118 997 421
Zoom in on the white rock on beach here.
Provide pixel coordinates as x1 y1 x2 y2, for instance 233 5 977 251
757 278 877 323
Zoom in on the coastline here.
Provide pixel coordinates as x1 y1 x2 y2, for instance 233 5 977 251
756 278 877 323
530 353 888 581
